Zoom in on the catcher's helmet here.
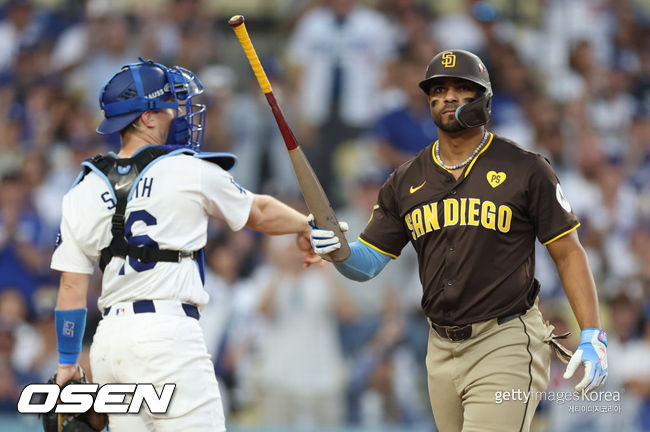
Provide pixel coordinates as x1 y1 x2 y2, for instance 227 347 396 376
97 58 206 151
418 49 492 128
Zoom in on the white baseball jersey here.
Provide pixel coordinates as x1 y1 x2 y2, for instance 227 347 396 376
51 152 253 311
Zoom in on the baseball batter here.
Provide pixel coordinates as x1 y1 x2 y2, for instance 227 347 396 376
310 50 608 431
50 59 318 431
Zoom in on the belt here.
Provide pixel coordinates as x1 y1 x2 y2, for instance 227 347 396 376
431 311 526 342
103 300 200 320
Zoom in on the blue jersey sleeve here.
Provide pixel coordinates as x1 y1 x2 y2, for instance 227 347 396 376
333 240 391 281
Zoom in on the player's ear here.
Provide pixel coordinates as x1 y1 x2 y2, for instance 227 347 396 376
139 112 155 128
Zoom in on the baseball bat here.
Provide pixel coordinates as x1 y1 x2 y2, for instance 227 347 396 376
228 15 350 262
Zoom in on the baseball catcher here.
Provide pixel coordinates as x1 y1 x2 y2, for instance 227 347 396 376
49 58 319 431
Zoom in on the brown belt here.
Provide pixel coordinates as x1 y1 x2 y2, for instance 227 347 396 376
431 311 526 342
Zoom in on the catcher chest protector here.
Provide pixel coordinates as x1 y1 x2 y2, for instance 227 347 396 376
74 145 236 273
82 146 197 272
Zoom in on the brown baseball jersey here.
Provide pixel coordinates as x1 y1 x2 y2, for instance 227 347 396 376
360 132 579 326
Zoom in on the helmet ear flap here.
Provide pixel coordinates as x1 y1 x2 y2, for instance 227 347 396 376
455 92 492 128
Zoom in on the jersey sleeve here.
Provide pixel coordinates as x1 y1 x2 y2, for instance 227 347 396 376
51 194 95 274
359 174 409 258
527 155 580 245
200 162 253 231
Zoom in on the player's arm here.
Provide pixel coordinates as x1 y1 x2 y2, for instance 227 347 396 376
54 271 90 385
309 175 404 279
245 193 310 235
546 231 608 393
333 241 391 281
245 193 320 266
546 231 600 329
309 218 391 281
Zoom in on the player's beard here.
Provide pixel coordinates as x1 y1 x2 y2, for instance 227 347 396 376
430 98 474 133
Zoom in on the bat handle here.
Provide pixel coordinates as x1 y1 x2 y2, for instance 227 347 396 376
328 227 351 262
311 208 350 262
228 15 272 94
228 15 245 27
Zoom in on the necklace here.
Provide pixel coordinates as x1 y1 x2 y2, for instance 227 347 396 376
435 130 490 170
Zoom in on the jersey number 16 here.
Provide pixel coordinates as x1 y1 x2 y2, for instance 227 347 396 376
119 210 158 274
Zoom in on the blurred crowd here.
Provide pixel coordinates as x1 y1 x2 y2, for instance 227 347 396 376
0 0 649 431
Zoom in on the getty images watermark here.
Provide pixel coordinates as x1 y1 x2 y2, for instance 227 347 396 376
495 390 622 414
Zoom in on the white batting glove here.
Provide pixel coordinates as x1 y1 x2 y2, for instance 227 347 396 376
563 328 608 393
308 214 349 256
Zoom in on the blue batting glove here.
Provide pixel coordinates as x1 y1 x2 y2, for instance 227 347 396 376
307 214 348 256
563 328 608 393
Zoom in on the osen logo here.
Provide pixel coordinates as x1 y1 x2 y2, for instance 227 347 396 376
442 52 456 68
17 383 176 414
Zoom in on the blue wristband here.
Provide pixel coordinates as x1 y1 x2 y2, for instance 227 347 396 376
55 308 87 365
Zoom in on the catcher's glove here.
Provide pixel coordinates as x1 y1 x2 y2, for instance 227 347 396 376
41 369 108 432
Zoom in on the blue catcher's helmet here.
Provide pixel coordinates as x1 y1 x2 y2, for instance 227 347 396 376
97 58 206 151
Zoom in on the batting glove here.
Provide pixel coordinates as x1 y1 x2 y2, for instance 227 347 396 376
308 214 348 256
563 328 608 393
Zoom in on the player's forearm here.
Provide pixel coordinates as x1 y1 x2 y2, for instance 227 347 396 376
55 272 90 366
333 241 391 281
246 194 310 235
56 272 90 310
554 246 601 329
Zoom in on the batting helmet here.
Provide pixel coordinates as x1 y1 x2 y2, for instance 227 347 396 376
97 58 206 151
418 49 492 128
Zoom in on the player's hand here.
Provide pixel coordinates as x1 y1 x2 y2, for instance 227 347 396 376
296 225 322 268
55 363 83 385
563 328 608 393
307 214 349 257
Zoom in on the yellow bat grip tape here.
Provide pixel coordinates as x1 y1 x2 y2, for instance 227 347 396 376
232 23 272 94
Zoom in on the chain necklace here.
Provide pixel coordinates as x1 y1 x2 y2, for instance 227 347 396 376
434 130 490 170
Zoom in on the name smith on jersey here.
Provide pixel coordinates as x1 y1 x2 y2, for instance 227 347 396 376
405 197 512 240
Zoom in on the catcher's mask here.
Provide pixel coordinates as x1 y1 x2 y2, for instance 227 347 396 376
418 49 492 128
97 58 206 151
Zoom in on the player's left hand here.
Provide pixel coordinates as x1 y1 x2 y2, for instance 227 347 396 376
55 363 83 386
44 365 108 432
563 328 608 393
307 214 349 256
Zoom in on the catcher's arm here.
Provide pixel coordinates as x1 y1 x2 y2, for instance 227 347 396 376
55 271 90 385
47 272 108 431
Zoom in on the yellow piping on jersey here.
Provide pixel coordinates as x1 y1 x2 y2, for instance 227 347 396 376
542 223 581 246
358 237 397 259
431 142 451 173
464 132 493 176
430 132 493 175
